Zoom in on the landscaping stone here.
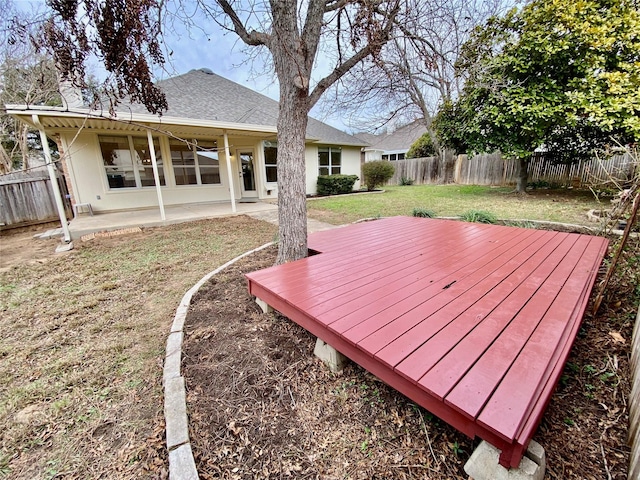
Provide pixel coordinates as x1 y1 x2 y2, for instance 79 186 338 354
169 443 199 480
55 241 74 253
165 376 190 450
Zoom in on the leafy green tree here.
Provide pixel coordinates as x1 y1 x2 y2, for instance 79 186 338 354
406 132 436 158
435 0 640 192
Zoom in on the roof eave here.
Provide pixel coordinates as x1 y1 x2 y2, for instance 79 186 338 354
4 104 278 134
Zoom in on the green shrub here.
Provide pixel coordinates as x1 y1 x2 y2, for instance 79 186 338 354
406 132 436 158
316 174 359 196
400 176 414 186
460 210 498 224
412 207 436 218
362 161 395 191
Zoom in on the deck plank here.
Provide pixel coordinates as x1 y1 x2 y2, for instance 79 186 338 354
245 216 609 468
427 235 590 415
383 230 569 376
357 229 558 358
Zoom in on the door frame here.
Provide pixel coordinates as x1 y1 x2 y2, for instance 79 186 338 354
236 148 258 198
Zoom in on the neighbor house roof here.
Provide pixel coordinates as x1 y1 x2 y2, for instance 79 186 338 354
118 69 365 146
361 120 427 152
4 69 366 147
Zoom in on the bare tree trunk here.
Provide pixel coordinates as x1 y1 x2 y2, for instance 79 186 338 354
515 156 529 194
0 144 11 173
275 90 309 264
19 123 29 170
272 23 311 264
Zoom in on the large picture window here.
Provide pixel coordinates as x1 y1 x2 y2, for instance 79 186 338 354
318 146 341 175
99 135 165 189
264 142 278 183
170 139 221 185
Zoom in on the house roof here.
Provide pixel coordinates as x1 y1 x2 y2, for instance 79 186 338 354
361 120 427 152
120 69 365 146
4 69 366 147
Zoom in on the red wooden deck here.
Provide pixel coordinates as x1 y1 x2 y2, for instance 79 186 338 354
246 216 609 468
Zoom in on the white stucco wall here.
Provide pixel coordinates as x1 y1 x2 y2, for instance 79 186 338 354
364 150 384 162
60 130 363 211
305 145 362 195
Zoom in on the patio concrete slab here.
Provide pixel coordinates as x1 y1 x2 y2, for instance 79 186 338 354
68 201 278 239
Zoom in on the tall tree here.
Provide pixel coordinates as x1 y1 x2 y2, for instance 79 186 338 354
41 0 400 263
324 0 507 143
435 0 640 192
0 0 61 172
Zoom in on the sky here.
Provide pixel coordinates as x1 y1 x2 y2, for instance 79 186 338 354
12 0 352 131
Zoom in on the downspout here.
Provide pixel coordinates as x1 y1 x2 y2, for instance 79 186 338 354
32 114 72 243
223 130 237 213
147 130 166 221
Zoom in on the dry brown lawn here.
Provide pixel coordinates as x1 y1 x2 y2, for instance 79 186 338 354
0 216 276 479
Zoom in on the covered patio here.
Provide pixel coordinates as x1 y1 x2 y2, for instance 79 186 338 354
67 201 278 239
246 216 609 469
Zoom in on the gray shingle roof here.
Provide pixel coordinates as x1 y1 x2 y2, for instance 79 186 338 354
363 120 427 152
124 69 365 146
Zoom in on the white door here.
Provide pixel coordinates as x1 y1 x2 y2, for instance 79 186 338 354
238 149 257 197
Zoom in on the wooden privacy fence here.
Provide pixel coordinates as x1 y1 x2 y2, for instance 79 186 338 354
630 305 640 480
387 151 457 185
454 153 517 185
527 152 637 188
387 151 637 188
0 170 71 229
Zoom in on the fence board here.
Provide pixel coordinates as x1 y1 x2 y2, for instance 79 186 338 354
0 173 71 228
631 306 640 480
386 152 636 188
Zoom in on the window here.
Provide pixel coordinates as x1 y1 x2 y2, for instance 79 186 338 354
318 146 341 175
131 136 165 186
264 142 278 183
383 153 406 161
170 139 221 185
100 135 165 189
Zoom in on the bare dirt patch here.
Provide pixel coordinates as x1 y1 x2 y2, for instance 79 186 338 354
0 222 62 272
183 235 638 479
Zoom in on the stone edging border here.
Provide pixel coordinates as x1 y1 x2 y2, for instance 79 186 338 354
163 242 274 480
305 189 385 201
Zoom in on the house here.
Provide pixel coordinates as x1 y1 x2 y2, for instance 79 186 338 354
4 69 366 216
357 120 427 162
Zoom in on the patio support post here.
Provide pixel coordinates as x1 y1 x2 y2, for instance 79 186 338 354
146 130 166 221
32 114 72 243
223 130 237 213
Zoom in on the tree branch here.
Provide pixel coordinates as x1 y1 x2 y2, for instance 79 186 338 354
215 0 270 46
301 0 326 70
324 0 350 13
308 1 400 109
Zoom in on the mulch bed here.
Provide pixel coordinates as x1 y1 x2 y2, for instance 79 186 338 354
183 233 637 479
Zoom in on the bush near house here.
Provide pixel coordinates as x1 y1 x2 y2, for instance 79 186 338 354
316 174 359 196
362 160 395 191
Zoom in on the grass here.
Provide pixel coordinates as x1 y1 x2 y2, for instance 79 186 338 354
0 216 276 479
0 186 629 478
307 184 607 225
